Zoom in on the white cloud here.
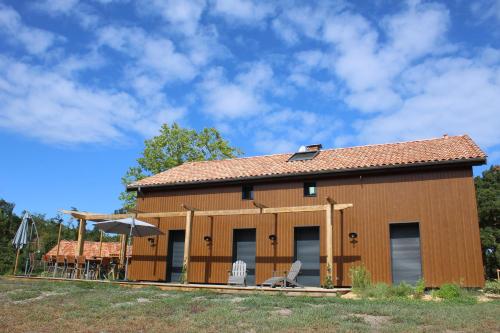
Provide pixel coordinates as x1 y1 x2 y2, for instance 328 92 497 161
97 25 198 96
0 4 57 55
31 0 100 29
245 108 341 154
210 0 275 25
357 56 500 148
138 0 206 36
0 56 184 144
199 63 273 119
470 0 500 24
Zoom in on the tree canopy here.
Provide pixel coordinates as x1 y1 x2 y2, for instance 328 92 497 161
119 123 242 210
475 165 499 279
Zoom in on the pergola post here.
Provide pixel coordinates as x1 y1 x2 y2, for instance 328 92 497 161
56 222 63 256
119 234 128 267
183 209 194 284
77 219 86 257
325 198 335 283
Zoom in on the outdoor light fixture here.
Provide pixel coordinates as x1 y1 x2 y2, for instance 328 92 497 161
348 232 358 239
147 237 155 247
204 235 212 242
268 234 277 241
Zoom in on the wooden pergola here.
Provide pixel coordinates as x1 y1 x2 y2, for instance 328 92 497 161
61 198 353 283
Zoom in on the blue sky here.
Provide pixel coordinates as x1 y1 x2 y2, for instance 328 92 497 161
0 0 499 218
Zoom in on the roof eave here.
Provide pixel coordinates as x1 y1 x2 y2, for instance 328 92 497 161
126 157 486 191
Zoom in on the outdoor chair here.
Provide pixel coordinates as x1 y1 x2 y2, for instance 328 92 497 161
64 256 76 279
98 257 111 280
86 258 101 280
261 260 303 288
74 256 87 279
43 255 55 275
227 260 247 286
53 255 66 278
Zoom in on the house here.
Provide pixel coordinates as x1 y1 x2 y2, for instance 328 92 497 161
127 135 486 288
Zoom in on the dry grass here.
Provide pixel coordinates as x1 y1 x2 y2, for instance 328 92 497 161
1 277 499 332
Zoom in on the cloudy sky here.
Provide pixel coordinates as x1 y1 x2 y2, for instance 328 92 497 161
0 0 499 216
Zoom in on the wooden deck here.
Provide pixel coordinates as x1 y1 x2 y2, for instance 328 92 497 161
8 276 350 297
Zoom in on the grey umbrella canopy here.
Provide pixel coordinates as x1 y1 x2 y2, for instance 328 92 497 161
93 217 163 280
93 218 163 237
12 212 30 250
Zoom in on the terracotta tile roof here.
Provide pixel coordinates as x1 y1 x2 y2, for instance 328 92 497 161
46 240 131 258
130 135 486 188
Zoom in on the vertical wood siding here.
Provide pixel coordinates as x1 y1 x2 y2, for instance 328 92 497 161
129 167 484 287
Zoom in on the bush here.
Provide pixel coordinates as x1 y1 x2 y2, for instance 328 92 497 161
390 282 414 298
350 265 371 290
484 280 500 294
432 283 461 299
413 278 426 299
362 283 391 298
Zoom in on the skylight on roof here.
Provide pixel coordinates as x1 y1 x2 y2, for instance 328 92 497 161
288 151 318 162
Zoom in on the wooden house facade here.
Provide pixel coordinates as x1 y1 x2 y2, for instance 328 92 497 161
127 135 486 288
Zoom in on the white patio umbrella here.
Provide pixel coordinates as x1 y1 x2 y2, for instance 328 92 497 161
93 217 163 280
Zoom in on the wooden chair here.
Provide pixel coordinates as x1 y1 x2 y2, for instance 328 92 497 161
261 260 303 288
43 255 55 275
98 257 111 280
227 260 247 286
65 256 76 278
53 255 66 278
74 256 87 279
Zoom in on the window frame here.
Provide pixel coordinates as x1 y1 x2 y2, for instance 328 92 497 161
303 181 317 197
242 184 254 200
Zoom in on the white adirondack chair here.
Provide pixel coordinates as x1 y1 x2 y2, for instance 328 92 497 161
227 260 247 286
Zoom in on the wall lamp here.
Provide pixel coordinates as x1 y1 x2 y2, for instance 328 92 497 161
268 234 277 242
348 232 358 239
203 235 212 242
147 237 155 247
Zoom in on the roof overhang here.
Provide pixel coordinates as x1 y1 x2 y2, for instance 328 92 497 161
126 157 486 192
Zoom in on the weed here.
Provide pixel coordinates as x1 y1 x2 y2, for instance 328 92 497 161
484 280 500 294
432 283 461 299
413 279 426 299
390 282 414 298
350 264 371 290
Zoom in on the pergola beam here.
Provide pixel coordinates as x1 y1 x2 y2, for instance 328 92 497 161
61 203 353 221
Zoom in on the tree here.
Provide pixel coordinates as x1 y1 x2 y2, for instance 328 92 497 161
119 123 242 210
475 165 499 279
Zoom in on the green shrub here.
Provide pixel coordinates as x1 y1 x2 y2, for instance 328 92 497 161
484 280 500 294
390 282 414 298
350 265 371 290
432 283 461 299
413 278 426 299
362 283 391 298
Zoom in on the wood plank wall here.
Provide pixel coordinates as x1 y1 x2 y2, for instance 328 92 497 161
129 166 484 287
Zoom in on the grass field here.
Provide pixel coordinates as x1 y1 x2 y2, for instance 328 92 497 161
1 278 499 333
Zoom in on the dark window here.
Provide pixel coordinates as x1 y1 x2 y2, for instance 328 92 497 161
288 151 318 162
304 182 317 197
242 185 254 200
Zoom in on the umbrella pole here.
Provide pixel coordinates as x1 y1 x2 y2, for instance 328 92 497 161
124 218 134 281
13 248 20 275
24 219 34 276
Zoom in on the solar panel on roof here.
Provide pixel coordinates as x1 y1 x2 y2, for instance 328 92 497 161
288 151 318 162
